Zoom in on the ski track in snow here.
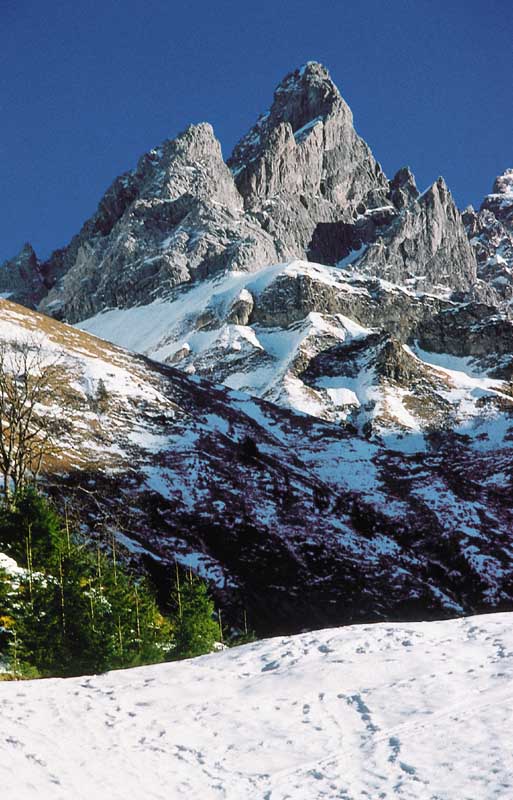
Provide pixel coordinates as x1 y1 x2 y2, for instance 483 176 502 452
1 613 513 799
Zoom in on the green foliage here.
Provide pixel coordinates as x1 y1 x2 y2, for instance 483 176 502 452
229 630 257 647
0 489 237 678
0 565 11 654
0 490 170 678
0 487 63 569
172 576 220 660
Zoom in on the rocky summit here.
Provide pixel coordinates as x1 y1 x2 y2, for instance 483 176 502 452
464 168 513 303
0 62 512 631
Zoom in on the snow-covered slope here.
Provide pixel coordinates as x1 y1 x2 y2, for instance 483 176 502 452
2 613 513 799
0 295 512 632
77 259 513 435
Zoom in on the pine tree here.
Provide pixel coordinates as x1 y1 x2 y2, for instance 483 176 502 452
0 487 64 569
0 563 11 656
0 489 170 677
172 575 219 660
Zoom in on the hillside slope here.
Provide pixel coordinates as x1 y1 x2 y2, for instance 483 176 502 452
0 298 511 632
1 612 512 799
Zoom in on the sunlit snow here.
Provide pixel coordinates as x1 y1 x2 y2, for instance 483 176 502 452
1 614 513 799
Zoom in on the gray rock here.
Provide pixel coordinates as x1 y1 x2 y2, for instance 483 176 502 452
389 166 419 210
351 178 477 292
0 243 45 306
38 123 279 322
481 168 513 227
463 171 513 303
228 62 390 261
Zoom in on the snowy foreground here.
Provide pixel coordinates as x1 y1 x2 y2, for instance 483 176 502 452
2 614 513 799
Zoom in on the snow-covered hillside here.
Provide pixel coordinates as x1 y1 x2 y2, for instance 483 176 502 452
77 259 513 435
0 295 512 631
1 613 513 799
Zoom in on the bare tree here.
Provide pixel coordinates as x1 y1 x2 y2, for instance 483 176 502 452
0 339 61 503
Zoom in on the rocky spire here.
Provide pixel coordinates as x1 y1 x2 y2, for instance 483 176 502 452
480 168 513 227
0 242 45 307
464 168 513 301
389 166 419 210
229 61 353 172
353 177 478 291
226 62 390 261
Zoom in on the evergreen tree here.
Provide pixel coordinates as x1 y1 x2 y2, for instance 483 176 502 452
0 487 64 569
0 563 11 654
172 575 219 660
0 490 170 677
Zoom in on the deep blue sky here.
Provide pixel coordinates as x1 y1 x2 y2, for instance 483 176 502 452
1 0 512 263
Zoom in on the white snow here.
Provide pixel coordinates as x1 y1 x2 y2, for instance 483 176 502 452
1 613 513 799
76 260 369 367
71 262 513 443
0 551 24 577
293 116 323 140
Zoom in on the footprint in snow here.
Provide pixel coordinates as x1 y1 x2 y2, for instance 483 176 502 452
388 736 401 763
261 660 280 672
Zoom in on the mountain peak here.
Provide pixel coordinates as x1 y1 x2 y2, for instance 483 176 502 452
228 61 353 177
227 61 388 259
270 60 348 134
0 240 43 306
492 167 513 197
481 167 513 227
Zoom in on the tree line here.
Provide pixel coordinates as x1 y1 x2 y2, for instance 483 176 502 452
0 487 228 678
0 338 250 679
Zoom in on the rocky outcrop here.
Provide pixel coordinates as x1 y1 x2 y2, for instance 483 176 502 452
228 64 476 294
350 178 478 292
228 62 390 261
388 166 419 210
38 123 278 322
481 168 513 227
464 170 513 303
0 243 45 307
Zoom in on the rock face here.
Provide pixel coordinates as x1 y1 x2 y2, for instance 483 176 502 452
482 168 513 226
352 177 477 292
0 243 45 306
464 169 513 302
228 62 390 261
1 60 481 320
38 123 278 322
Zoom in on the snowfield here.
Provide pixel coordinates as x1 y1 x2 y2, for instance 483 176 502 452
2 614 513 799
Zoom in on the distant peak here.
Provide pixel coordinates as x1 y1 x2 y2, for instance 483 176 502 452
20 242 37 257
262 61 348 140
176 121 218 144
169 121 223 160
480 167 513 224
274 60 340 105
491 168 513 197
292 61 332 81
